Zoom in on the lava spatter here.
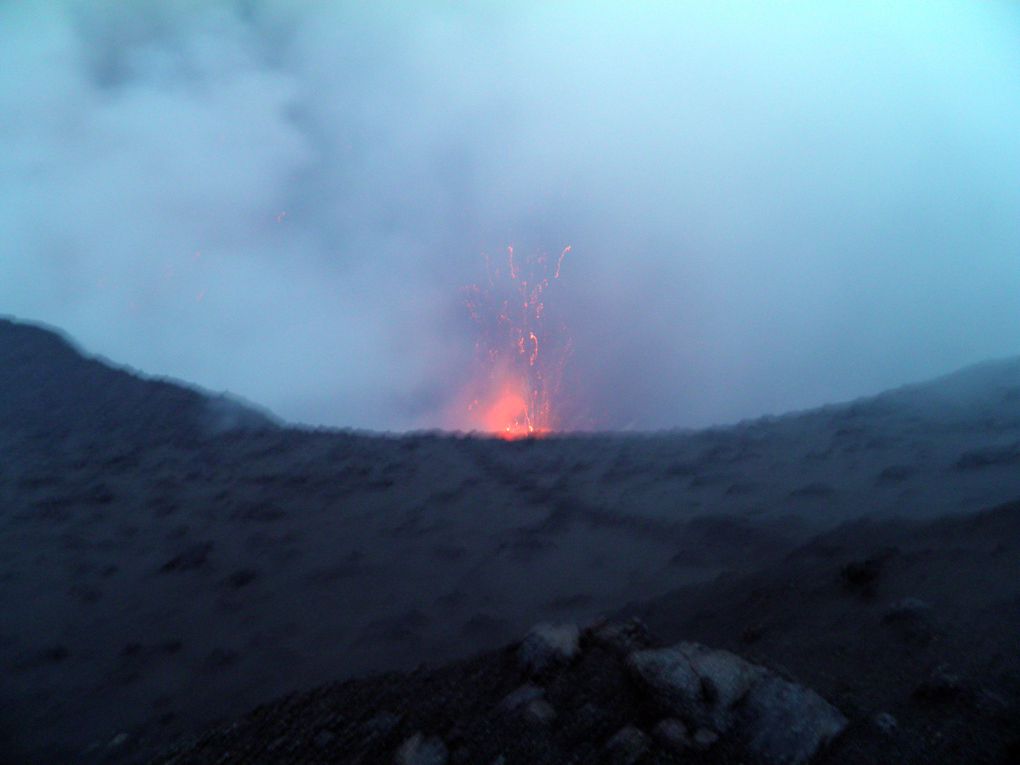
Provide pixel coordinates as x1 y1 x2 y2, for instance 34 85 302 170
463 245 573 438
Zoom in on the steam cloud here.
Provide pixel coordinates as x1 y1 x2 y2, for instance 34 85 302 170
3 1 1020 431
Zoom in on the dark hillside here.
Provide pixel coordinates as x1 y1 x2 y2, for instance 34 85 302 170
0 317 274 446
151 500 1020 765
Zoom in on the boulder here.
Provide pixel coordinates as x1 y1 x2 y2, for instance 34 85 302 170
629 641 847 764
738 674 848 765
499 684 545 712
587 618 653 655
604 726 650 765
498 684 555 724
518 623 580 674
627 642 766 732
395 733 448 765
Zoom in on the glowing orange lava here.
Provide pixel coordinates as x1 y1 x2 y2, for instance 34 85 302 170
462 244 573 438
482 389 538 439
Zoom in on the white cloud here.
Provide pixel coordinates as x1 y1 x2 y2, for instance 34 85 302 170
3 1 1020 430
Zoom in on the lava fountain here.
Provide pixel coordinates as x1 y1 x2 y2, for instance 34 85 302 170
462 245 573 438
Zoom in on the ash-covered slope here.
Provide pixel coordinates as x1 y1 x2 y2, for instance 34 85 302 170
1 318 1020 764
0 317 275 445
153 499 1020 765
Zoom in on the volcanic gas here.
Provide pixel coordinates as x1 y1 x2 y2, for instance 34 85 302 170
462 245 573 438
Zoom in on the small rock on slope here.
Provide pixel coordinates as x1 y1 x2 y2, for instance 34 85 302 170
518 622 580 674
395 733 448 765
604 725 650 765
499 684 545 712
652 718 691 751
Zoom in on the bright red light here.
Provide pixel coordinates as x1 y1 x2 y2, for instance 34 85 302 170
461 245 573 438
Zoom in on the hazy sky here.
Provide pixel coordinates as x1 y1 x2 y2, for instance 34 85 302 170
3 1 1020 431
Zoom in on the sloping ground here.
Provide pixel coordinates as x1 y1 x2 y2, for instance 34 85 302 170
150 623 844 765
150 500 1020 765
2 317 1020 763
0 317 274 447
623 499 1020 764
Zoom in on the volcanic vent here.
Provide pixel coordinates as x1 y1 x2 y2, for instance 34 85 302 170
462 245 573 437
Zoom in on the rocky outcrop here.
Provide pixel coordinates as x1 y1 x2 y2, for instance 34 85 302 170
523 624 847 764
152 620 851 765
628 640 847 765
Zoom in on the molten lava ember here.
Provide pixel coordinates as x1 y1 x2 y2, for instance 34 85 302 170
463 245 573 438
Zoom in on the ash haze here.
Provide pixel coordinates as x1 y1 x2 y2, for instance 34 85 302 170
3 1 1020 432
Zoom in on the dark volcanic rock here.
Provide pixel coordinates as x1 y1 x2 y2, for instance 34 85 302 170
587 617 654 656
628 640 846 764
738 674 848 765
517 622 580 675
395 733 448 765
627 641 767 733
499 684 545 713
603 725 650 765
144 587 1020 765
